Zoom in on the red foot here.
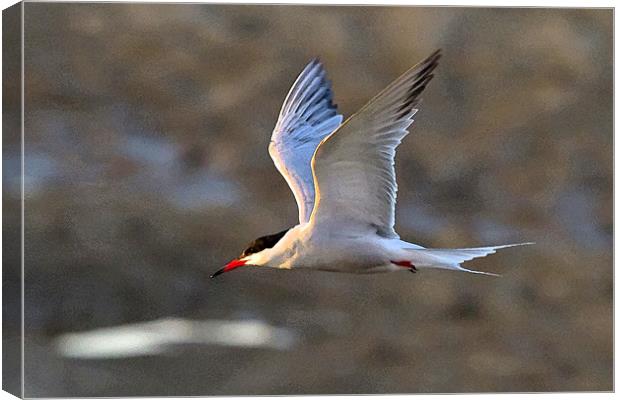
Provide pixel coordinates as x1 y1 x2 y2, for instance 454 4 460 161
390 260 415 269
391 260 417 271
391 260 412 267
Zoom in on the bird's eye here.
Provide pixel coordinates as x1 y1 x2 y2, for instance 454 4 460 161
240 247 256 258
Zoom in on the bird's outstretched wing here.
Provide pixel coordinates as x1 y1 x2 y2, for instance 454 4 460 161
309 50 441 238
269 59 343 224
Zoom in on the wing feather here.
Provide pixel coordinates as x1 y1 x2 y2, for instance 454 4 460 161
269 59 343 223
309 50 441 238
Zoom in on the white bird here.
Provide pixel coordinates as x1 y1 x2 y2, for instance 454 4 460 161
211 50 531 278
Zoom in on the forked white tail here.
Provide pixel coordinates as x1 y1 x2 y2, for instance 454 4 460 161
402 243 534 276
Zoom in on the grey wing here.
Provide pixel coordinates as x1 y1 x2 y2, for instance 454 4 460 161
269 59 343 224
310 50 441 238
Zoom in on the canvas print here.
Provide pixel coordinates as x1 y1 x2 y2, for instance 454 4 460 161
2 2 613 397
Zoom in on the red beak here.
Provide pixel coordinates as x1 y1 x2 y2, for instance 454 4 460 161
210 258 247 278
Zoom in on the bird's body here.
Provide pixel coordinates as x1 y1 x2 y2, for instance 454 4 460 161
212 50 531 278
251 223 408 273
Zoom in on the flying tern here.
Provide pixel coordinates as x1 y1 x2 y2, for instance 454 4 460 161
211 50 530 278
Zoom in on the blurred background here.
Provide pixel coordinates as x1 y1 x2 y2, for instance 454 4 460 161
7 3 612 396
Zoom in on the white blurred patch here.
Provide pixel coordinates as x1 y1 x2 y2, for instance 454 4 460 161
54 318 297 359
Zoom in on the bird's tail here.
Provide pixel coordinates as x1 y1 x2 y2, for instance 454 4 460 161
401 243 534 276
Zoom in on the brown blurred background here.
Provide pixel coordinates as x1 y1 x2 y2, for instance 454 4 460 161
8 3 613 396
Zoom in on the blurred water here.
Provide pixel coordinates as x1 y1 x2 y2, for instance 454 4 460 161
120 132 242 208
555 188 611 250
54 318 297 358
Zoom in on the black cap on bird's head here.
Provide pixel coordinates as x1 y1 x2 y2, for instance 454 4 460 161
211 228 291 278
238 228 290 258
